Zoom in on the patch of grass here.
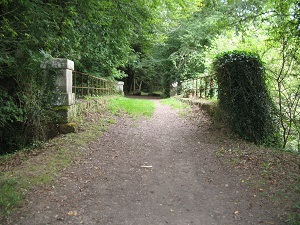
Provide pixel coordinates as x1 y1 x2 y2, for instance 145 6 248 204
160 97 189 109
151 91 163 97
215 141 300 224
108 96 155 117
0 96 154 217
0 176 23 215
141 92 149 96
0 96 122 217
286 209 300 225
160 97 192 117
0 143 78 217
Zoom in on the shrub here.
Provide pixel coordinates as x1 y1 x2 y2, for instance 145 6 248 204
213 51 280 146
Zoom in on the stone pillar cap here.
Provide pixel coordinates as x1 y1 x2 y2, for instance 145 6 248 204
41 58 74 70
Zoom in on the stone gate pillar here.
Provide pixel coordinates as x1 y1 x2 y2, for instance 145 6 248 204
41 58 77 133
116 81 124 95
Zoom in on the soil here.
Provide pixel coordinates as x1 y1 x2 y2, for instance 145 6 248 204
2 99 298 225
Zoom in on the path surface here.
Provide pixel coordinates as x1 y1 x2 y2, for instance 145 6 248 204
10 100 282 225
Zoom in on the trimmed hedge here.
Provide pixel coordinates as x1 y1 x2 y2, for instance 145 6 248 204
213 51 279 146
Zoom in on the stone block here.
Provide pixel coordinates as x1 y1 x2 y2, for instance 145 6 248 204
41 58 74 70
58 122 77 134
116 81 124 95
52 105 76 123
55 69 73 93
52 93 75 106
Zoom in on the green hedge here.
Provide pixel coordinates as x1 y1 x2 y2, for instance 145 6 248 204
213 51 280 146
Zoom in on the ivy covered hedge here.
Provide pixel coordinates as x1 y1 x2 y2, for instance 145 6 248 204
213 51 280 146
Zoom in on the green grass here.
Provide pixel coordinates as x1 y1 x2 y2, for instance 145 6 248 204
0 145 75 216
0 96 155 217
108 96 155 117
286 211 300 225
160 97 189 109
0 176 23 215
160 97 192 117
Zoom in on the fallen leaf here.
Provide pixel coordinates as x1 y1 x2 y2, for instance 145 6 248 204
67 211 78 216
233 211 239 215
141 165 153 168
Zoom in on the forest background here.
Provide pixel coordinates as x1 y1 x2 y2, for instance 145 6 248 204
0 0 299 153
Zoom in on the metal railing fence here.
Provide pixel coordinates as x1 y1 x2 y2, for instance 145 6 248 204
72 71 116 98
181 75 218 99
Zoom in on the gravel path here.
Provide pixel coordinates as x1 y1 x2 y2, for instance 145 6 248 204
9 100 283 225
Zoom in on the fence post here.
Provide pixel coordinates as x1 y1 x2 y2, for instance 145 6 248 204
116 81 124 95
41 58 76 129
199 78 203 98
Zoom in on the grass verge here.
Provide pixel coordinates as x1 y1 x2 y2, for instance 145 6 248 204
108 96 155 118
160 97 192 117
0 95 154 219
160 97 189 109
215 142 300 224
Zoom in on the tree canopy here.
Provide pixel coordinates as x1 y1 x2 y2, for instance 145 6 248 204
145 0 299 151
0 0 299 152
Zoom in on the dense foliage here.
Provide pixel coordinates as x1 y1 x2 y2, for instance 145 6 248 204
0 0 299 152
213 51 279 146
0 0 165 153
149 0 299 151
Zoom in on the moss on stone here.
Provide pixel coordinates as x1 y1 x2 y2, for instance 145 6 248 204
58 123 77 134
52 105 70 111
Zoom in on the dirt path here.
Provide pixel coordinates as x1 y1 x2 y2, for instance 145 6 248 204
8 100 284 225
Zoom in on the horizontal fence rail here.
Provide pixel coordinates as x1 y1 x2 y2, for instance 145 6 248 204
181 75 218 99
73 71 116 98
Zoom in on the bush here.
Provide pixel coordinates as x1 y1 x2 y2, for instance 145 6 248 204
213 51 280 146
0 53 56 155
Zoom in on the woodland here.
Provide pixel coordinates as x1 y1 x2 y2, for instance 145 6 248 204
0 0 299 153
